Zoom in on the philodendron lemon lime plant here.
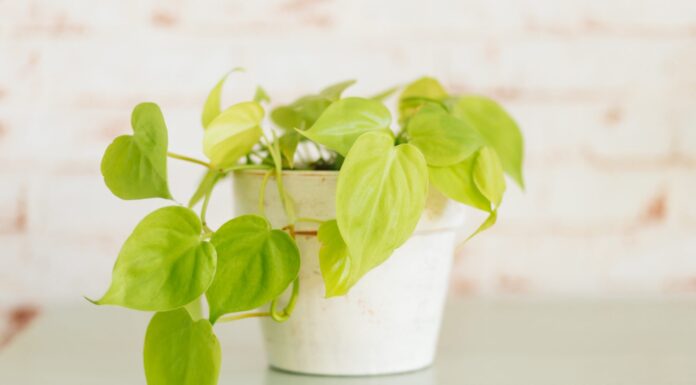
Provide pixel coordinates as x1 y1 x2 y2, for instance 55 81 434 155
91 72 524 384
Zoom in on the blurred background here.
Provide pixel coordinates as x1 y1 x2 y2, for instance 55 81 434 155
1 0 695 329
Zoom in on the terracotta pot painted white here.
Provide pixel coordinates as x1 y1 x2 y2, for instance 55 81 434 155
232 170 463 376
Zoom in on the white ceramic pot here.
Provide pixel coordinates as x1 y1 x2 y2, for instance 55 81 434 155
232 170 463 376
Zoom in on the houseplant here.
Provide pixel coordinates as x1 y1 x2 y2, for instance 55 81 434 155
90 71 524 384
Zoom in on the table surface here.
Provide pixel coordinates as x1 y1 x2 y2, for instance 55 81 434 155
1 298 695 385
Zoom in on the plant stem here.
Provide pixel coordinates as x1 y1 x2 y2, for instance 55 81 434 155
263 134 296 223
261 132 301 323
167 152 213 169
200 193 211 225
258 169 273 216
220 164 272 173
270 278 300 322
217 311 271 323
199 175 218 228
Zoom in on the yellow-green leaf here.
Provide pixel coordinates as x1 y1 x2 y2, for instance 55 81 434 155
466 209 498 242
206 215 300 323
253 85 270 104
188 170 222 208
299 97 392 156
450 96 525 189
318 220 356 297
407 104 484 166
279 131 300 168
398 77 448 123
428 155 490 212
318 220 392 297
271 95 331 131
201 68 244 129
144 309 221 385
473 146 506 207
93 206 217 311
336 131 428 274
203 101 264 169
319 79 356 101
100 103 172 200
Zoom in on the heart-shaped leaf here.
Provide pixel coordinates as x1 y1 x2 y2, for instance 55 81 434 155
318 220 358 297
271 95 332 131
450 96 525 189
299 97 393 156
473 146 506 207
371 85 399 102
93 206 217 311
398 77 448 123
336 131 428 273
279 131 300 168
206 215 300 323
407 104 485 166
201 68 244 128
318 220 390 297
144 309 221 385
253 85 270 104
203 101 264 169
431 147 506 241
428 155 491 212
319 79 356 101
100 103 172 200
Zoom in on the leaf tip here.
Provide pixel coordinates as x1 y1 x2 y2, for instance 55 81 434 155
83 296 100 306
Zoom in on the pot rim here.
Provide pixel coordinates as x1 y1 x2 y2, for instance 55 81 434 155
233 169 339 177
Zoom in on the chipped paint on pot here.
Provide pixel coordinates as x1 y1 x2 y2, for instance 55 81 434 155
232 170 463 376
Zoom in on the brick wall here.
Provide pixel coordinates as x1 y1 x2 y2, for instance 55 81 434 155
1 0 695 305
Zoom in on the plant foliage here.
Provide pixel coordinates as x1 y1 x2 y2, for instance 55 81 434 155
92 72 525 384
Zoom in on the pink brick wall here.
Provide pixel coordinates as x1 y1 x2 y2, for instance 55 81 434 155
1 0 695 305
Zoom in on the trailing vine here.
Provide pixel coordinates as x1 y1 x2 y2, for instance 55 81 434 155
91 72 524 385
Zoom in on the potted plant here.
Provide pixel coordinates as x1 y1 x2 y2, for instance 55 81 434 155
89 71 524 384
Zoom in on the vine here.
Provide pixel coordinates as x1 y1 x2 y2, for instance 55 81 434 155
91 73 525 385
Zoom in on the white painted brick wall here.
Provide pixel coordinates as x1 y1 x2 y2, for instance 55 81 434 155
1 0 695 305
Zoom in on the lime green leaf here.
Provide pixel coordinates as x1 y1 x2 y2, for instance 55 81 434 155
188 170 222 208
317 220 392 297
336 132 428 273
318 220 359 297
290 96 332 129
473 146 506 207
254 85 270 104
371 85 399 102
206 215 300 323
270 79 355 132
201 68 244 129
466 209 498 242
94 206 216 311
279 131 300 168
203 101 264 169
271 95 331 131
407 104 485 166
450 96 525 189
100 103 172 200
299 97 393 156
398 77 448 123
144 309 221 385
428 156 490 212
319 79 356 101
271 106 302 131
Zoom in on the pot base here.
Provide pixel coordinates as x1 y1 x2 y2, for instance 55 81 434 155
259 231 454 376
267 363 433 377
